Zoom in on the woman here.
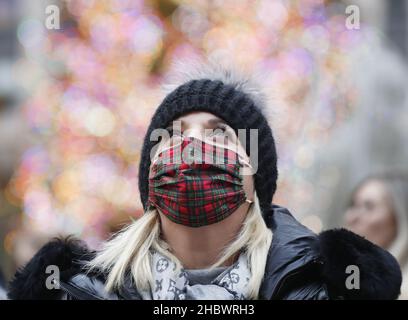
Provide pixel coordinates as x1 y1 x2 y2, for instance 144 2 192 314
345 171 408 299
0 269 7 300
8 64 402 300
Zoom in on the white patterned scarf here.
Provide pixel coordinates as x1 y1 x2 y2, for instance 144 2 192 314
138 249 252 300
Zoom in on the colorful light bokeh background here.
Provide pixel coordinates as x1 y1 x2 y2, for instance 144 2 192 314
1 0 407 277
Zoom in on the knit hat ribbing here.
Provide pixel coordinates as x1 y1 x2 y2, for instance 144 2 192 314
138 76 278 217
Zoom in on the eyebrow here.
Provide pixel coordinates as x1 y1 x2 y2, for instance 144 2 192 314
208 118 226 125
165 118 230 129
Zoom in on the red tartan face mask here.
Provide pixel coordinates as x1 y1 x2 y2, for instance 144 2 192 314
148 137 251 227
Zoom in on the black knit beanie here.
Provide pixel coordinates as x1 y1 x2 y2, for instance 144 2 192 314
138 76 278 217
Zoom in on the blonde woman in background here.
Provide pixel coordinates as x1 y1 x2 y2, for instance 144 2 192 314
345 171 408 299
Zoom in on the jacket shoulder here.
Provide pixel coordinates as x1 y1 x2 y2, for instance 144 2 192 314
61 273 119 300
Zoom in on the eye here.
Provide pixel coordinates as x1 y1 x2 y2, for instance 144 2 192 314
210 128 226 136
208 124 235 140
364 201 375 212
172 131 183 138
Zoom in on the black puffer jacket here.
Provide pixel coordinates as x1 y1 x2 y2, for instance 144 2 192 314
8 205 402 300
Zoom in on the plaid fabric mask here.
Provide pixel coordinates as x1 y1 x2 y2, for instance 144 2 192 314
148 136 250 227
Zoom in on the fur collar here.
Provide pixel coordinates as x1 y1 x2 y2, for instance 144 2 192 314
317 228 402 299
7 237 93 300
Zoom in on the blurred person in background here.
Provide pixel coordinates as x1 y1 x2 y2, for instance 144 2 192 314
345 171 408 299
0 268 7 300
7 63 402 300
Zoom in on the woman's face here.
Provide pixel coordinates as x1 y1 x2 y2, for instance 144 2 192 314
344 179 397 249
151 111 255 230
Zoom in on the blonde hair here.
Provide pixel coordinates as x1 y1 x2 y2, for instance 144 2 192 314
87 192 272 299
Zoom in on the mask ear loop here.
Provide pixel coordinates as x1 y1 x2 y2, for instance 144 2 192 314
237 155 255 206
238 156 252 169
236 160 254 207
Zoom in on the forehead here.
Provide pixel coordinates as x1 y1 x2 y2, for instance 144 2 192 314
356 179 388 200
173 111 226 126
